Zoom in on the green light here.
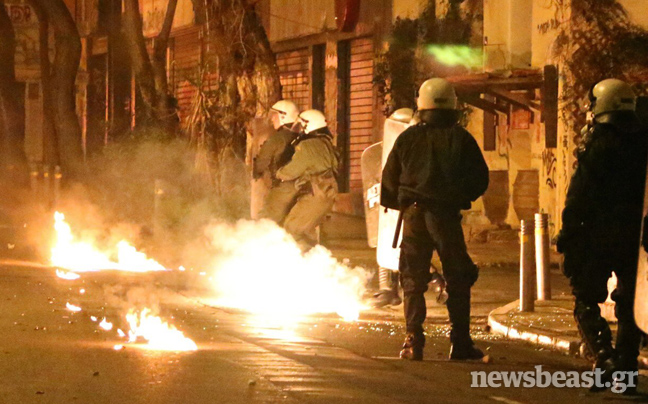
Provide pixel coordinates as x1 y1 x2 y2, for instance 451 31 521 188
426 45 483 68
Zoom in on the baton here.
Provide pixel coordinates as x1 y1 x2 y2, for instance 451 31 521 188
392 208 404 249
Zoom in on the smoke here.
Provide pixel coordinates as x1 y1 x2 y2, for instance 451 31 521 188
48 136 251 268
23 133 372 321
201 219 371 320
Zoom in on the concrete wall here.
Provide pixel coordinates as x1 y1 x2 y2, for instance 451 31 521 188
483 0 533 70
268 1 336 42
619 0 648 29
140 0 195 36
392 0 425 20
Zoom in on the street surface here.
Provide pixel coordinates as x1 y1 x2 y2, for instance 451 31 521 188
0 261 646 404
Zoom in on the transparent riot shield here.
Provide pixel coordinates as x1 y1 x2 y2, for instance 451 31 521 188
361 142 383 248
635 97 648 333
376 117 412 271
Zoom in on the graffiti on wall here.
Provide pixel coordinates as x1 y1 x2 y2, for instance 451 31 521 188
542 149 558 189
140 0 194 37
4 2 40 73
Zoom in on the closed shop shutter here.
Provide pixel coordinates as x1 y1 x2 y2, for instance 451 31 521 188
276 48 311 113
172 27 202 122
347 37 374 191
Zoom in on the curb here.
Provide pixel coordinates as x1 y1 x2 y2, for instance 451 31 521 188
487 300 581 355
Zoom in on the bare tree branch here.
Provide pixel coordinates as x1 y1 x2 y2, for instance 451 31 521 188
28 0 84 179
122 0 159 121
155 0 178 56
0 0 28 185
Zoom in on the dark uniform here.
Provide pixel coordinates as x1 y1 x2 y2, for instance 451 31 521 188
381 110 489 357
557 110 647 380
276 128 338 248
253 125 300 225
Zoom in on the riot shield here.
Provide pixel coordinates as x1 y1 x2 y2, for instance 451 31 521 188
635 96 648 333
376 117 411 271
361 142 383 248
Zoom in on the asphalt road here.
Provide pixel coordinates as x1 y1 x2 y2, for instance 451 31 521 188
0 262 646 404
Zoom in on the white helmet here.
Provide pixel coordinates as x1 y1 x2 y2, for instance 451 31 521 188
389 108 414 124
298 109 327 134
271 100 300 126
417 78 458 110
589 78 636 116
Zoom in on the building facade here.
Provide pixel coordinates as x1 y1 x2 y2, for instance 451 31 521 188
6 0 648 234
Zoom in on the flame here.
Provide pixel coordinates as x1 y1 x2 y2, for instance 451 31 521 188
66 302 82 312
55 269 81 280
51 212 167 273
207 220 370 322
99 318 113 331
125 309 197 351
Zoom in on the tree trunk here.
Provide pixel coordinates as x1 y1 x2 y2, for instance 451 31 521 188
152 0 179 133
29 0 84 180
0 1 28 186
243 3 282 116
122 0 178 132
31 3 58 167
192 0 281 157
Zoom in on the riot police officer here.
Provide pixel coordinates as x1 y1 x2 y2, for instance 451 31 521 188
557 78 647 393
381 78 489 361
254 100 301 225
276 110 339 249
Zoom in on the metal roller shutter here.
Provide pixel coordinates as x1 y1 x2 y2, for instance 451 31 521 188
171 28 202 122
347 37 375 191
276 48 311 113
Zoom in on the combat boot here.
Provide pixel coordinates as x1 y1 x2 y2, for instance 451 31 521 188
613 322 642 396
369 269 402 308
574 301 616 392
449 340 485 360
400 333 424 361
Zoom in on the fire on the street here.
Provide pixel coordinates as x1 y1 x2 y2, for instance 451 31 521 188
51 210 370 331
206 220 370 322
99 318 113 331
56 269 81 280
66 302 82 312
51 212 167 273
125 308 198 351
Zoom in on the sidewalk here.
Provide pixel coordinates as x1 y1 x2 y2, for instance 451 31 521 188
331 237 648 369
477 244 648 371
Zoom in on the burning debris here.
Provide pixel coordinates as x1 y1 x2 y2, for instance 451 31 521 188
124 308 198 351
55 269 81 280
51 212 167 273
99 318 113 331
66 302 82 312
46 203 371 356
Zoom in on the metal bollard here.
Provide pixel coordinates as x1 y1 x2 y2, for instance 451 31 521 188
535 213 552 300
520 220 535 312
29 163 38 195
42 165 51 206
153 179 164 238
53 166 62 208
